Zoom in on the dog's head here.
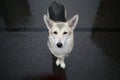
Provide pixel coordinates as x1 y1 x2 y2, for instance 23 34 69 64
44 15 79 48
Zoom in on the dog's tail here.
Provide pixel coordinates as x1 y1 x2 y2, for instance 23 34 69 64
48 0 66 22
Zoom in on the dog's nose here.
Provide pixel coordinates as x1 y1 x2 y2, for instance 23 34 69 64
57 42 63 48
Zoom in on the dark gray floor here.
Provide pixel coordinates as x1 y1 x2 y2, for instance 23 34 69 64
0 0 120 80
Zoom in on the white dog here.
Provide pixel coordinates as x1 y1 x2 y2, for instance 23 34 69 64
44 1 79 69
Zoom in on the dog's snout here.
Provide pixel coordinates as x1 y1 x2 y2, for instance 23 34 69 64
57 42 63 48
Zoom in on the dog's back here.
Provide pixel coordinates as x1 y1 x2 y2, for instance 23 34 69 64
48 1 66 22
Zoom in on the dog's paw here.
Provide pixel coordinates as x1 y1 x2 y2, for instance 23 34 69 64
60 62 66 69
56 59 61 66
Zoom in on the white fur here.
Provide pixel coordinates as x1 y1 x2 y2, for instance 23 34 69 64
44 14 79 69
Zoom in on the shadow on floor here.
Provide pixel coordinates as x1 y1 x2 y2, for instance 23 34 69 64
91 0 120 67
0 0 31 28
52 55 67 80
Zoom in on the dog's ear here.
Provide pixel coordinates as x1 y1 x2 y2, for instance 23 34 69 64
67 15 79 30
44 15 54 29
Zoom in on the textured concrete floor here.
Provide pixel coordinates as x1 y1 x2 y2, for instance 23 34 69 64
0 0 120 80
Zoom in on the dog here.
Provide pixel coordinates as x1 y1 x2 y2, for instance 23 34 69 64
43 1 79 69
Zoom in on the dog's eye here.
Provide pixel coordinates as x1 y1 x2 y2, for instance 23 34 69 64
53 31 57 34
63 32 68 34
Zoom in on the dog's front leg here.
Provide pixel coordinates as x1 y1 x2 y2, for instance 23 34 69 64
56 57 65 69
56 58 61 66
60 57 65 69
